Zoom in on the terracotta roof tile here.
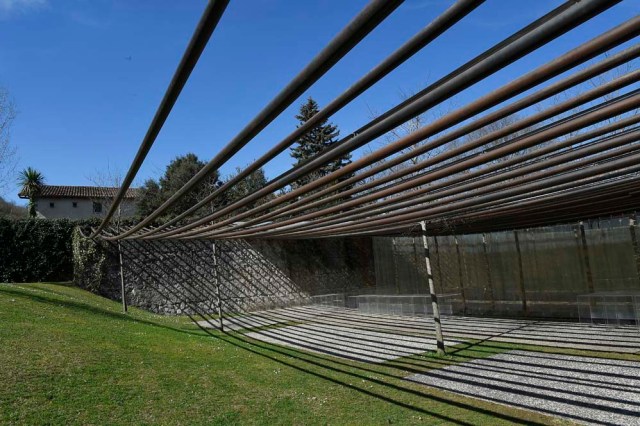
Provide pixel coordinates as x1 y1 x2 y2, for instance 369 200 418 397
19 185 140 199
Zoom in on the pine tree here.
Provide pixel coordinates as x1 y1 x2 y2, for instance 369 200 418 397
290 97 352 189
136 153 221 220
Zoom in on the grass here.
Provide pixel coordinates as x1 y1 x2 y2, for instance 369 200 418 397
1 282 620 425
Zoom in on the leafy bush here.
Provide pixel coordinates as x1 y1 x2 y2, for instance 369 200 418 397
0 218 75 282
71 226 116 294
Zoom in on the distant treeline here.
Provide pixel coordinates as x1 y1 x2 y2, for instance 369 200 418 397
0 196 26 219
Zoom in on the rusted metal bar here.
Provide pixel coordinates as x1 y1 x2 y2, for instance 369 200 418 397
331 185 640 238
108 0 405 239
257 64 640 222
420 221 445 355
97 2 640 244
436 180 640 234
187 82 640 240
142 0 628 241
134 0 485 238
266 121 640 238
233 119 640 239
92 0 230 238
249 120 640 239
258 177 640 239
432 178 640 235
357 180 640 239
274 153 640 238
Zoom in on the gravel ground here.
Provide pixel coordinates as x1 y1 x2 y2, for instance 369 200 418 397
253 306 640 353
198 306 640 355
245 323 462 363
196 315 287 331
407 350 640 425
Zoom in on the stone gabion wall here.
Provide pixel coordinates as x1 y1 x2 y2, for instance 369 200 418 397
74 232 375 315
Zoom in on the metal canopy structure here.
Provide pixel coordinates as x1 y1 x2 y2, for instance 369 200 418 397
93 0 640 241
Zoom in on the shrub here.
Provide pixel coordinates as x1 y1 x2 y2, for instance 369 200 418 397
71 227 116 293
0 218 75 282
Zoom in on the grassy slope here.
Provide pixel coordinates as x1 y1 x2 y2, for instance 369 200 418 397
1 283 607 425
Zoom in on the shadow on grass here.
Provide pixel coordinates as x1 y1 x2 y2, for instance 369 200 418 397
184 319 547 425
7 281 540 424
0 285 206 338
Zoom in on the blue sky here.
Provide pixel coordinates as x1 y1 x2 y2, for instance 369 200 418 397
1 0 637 204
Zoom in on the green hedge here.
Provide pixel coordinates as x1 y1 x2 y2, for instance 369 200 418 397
0 218 77 282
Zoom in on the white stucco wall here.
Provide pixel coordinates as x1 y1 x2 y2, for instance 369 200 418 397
35 198 137 219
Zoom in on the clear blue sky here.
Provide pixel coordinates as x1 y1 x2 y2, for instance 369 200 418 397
1 0 637 204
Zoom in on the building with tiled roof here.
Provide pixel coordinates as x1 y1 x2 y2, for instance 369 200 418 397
18 185 140 219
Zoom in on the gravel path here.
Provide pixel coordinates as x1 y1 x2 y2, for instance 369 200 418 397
254 306 640 353
197 305 640 355
407 350 640 425
245 323 462 363
196 315 288 331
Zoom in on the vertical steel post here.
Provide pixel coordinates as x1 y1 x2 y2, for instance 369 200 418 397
117 241 128 313
579 221 595 293
212 241 223 331
454 235 467 314
629 217 640 286
420 221 445 356
482 233 495 312
513 230 527 315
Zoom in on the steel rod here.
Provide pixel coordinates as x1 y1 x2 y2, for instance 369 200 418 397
420 221 445 355
92 0 230 237
111 0 405 239
139 0 626 241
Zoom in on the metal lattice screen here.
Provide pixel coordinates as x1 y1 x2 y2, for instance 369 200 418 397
372 217 640 318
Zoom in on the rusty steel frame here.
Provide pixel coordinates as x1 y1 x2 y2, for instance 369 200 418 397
250 154 640 238
91 0 230 237
165 89 640 239
122 0 597 240
265 123 640 238
259 152 640 238
184 82 640 239
144 11 640 240
92 0 640 243
109 0 406 239
205 43 640 237
136 0 485 238
336 170 640 238
222 127 640 239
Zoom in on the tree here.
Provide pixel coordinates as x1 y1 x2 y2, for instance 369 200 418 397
136 153 221 221
17 167 44 218
289 97 352 189
136 179 162 218
0 196 26 219
0 87 17 195
223 166 273 212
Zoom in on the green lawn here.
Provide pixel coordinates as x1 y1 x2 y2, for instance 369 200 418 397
1 283 610 425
